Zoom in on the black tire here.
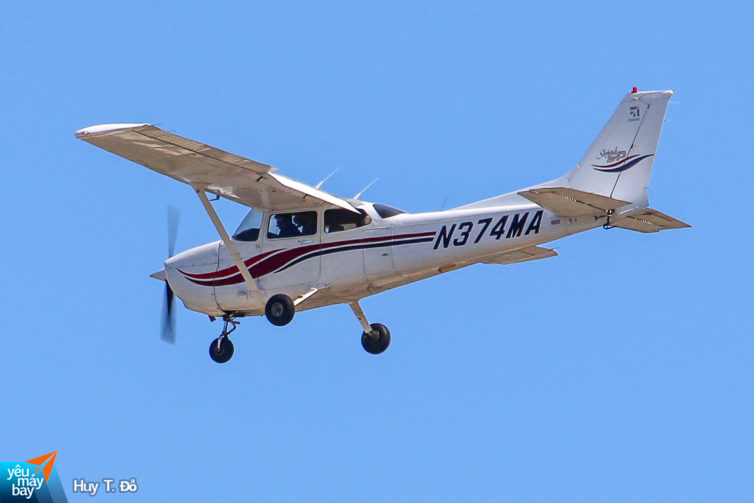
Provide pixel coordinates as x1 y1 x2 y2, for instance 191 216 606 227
361 323 391 355
265 294 295 326
209 337 234 364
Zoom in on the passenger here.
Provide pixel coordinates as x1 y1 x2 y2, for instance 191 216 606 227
294 213 316 235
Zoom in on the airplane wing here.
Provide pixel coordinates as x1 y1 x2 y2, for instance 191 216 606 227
481 245 558 265
75 123 357 213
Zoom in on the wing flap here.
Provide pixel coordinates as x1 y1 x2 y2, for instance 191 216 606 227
76 124 357 212
613 208 691 233
518 187 631 217
481 245 558 265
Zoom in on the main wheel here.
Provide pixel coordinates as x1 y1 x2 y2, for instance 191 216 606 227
265 294 295 326
209 337 234 363
361 323 391 355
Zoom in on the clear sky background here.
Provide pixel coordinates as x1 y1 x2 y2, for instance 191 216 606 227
2 1 752 501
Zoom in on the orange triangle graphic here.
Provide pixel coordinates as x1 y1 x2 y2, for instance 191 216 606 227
26 451 57 483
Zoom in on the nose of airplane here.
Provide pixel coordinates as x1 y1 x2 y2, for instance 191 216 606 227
163 241 221 315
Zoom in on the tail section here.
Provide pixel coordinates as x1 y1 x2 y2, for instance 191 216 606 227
566 89 673 206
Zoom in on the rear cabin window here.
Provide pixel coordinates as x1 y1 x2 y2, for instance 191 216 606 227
373 204 406 219
324 209 371 233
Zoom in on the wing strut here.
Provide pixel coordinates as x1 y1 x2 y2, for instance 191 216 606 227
194 188 263 300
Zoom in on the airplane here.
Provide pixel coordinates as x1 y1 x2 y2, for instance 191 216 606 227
76 88 689 363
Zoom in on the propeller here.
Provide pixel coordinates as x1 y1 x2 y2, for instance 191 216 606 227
161 206 180 343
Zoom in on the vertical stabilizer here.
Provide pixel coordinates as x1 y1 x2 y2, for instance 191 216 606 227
566 90 673 207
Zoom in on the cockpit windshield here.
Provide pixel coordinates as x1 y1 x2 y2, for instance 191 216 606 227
232 209 263 241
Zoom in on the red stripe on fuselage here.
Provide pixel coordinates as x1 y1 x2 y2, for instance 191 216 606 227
183 231 435 287
179 249 281 280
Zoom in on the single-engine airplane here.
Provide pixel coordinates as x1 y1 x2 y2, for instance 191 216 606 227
77 88 689 363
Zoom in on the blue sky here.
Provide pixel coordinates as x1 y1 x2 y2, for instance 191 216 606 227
2 1 752 501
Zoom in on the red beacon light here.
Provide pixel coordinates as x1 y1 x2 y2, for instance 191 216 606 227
632 86 638 93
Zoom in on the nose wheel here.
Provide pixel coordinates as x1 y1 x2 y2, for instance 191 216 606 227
209 316 238 364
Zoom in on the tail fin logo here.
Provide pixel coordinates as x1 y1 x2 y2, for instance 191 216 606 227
595 147 627 164
592 153 653 173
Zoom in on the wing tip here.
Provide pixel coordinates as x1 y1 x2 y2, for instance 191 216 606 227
75 123 151 139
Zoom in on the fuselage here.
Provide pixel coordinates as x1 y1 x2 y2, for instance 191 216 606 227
165 200 604 317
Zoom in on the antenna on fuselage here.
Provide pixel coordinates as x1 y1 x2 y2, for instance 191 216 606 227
315 167 341 189
354 178 378 199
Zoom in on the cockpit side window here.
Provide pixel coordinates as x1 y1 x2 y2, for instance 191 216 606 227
324 209 371 233
232 209 263 242
373 204 406 219
267 211 317 239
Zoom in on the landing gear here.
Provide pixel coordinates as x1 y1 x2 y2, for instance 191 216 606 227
361 323 391 354
265 294 295 326
209 337 234 363
209 316 238 364
349 301 391 355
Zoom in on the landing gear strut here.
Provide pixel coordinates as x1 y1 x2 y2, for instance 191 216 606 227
349 302 391 355
209 316 238 364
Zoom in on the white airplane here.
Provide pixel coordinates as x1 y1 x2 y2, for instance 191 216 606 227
77 88 689 363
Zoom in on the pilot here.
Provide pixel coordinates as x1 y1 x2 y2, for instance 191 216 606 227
273 214 301 238
294 213 316 235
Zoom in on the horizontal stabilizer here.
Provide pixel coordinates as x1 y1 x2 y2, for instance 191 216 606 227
613 208 691 233
518 187 631 217
481 245 558 265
